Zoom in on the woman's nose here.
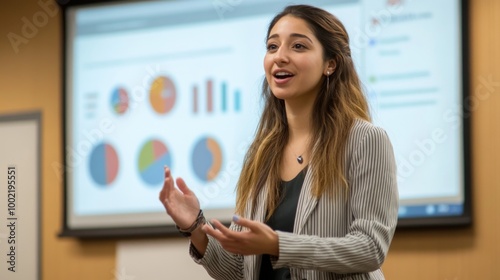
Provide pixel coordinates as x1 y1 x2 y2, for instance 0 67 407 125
273 46 290 64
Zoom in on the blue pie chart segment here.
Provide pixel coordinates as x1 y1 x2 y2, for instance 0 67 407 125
191 137 222 182
89 143 119 186
111 87 129 115
138 139 172 186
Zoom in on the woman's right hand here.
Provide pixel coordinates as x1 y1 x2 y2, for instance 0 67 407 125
159 166 200 229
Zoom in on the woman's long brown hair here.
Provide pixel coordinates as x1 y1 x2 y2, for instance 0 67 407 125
235 5 370 219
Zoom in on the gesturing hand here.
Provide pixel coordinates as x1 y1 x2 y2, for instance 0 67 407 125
159 166 200 229
202 216 279 256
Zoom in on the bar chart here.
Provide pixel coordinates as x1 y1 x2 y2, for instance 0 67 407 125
192 79 242 114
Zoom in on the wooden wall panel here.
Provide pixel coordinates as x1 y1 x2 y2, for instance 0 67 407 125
0 1 116 280
384 0 500 279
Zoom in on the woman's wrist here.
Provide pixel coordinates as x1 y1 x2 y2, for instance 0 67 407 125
176 209 205 237
189 222 209 257
269 230 279 256
190 223 206 237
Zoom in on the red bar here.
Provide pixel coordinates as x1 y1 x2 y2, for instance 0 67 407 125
193 85 198 113
207 80 213 113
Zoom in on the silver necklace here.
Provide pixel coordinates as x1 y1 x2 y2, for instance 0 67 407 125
296 155 304 164
292 136 310 165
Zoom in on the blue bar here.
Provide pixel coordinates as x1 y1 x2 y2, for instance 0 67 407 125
234 90 240 112
221 82 227 112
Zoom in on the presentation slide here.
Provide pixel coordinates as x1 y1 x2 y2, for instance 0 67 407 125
64 0 465 232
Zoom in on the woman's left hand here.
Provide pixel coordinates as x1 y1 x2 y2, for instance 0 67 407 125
202 216 279 256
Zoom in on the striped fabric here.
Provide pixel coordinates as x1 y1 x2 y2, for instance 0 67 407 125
191 119 399 280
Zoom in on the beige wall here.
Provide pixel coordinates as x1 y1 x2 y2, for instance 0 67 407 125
0 0 498 279
0 1 115 279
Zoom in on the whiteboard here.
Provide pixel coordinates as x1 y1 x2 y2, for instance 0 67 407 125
0 112 41 280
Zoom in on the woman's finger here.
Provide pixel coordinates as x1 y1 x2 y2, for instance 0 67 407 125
202 223 227 240
232 216 261 233
210 219 239 239
176 177 194 196
159 166 177 205
159 167 169 202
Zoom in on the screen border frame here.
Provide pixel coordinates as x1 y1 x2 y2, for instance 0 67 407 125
57 0 472 238
395 0 472 229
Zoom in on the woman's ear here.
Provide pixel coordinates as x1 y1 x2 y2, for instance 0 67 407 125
325 59 336 75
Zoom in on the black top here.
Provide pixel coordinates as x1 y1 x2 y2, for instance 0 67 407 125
259 168 306 280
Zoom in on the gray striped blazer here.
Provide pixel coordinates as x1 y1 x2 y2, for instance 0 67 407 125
191 119 399 280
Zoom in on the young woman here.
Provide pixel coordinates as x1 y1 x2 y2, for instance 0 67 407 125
160 4 398 280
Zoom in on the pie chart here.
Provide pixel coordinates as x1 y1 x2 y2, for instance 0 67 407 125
89 143 119 186
111 87 129 115
191 137 223 182
138 139 172 186
149 76 176 114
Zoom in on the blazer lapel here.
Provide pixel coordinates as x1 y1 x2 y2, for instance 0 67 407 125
294 165 319 234
245 187 267 280
245 170 318 278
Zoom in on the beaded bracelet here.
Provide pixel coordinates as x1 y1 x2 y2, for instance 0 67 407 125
176 209 206 237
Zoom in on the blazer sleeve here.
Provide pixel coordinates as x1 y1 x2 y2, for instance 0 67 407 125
189 222 245 280
272 125 399 274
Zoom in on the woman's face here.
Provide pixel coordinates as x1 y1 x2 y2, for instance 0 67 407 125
264 15 328 102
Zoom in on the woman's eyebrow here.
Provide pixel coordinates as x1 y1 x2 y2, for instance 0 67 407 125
267 33 313 43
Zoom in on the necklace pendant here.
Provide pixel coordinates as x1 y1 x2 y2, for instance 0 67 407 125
297 155 303 164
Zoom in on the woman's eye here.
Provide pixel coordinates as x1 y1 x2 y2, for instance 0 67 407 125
267 44 277 51
294 43 306 49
